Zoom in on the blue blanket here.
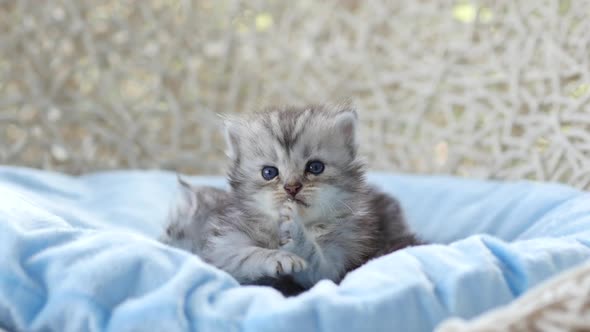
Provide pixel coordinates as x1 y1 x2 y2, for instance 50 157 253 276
1 166 589 332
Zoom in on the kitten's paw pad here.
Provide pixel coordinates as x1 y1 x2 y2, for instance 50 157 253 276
267 251 307 276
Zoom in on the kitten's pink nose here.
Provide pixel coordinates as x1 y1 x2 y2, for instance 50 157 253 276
284 182 302 197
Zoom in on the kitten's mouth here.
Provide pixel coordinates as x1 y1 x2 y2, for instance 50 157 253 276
291 197 309 207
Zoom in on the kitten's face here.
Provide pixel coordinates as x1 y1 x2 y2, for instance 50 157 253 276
225 106 364 222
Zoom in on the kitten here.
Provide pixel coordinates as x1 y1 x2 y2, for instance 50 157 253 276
160 104 421 292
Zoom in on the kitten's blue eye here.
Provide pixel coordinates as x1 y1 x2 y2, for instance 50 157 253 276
261 166 279 180
306 160 325 175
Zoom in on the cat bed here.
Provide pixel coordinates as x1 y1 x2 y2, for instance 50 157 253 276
436 259 590 331
1 166 589 332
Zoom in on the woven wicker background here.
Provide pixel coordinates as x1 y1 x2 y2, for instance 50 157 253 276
1 0 590 187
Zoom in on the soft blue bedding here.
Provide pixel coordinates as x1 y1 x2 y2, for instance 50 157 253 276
0 166 589 332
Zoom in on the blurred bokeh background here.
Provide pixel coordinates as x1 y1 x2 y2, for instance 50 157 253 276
1 0 590 187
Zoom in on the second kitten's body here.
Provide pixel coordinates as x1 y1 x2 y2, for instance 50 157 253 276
161 105 420 291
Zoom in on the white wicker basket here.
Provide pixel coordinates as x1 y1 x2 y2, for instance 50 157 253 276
1 0 589 188
436 260 590 331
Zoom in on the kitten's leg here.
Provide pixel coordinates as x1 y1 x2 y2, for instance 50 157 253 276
279 201 344 287
206 232 308 283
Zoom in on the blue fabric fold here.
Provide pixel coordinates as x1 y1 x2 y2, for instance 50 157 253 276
0 166 589 332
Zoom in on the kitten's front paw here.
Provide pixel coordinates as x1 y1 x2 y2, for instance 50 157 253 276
279 200 302 247
265 251 308 277
280 199 299 219
279 219 297 249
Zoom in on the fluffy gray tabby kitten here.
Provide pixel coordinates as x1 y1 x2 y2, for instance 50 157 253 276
160 105 420 292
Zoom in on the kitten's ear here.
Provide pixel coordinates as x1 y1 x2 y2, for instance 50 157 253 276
333 108 358 145
220 115 241 160
176 175 198 217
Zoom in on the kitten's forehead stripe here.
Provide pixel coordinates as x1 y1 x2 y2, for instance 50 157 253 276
289 108 312 153
302 144 312 160
262 108 312 157
279 111 295 154
263 116 281 146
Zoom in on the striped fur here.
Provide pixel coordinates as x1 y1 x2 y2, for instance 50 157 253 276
161 104 420 294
